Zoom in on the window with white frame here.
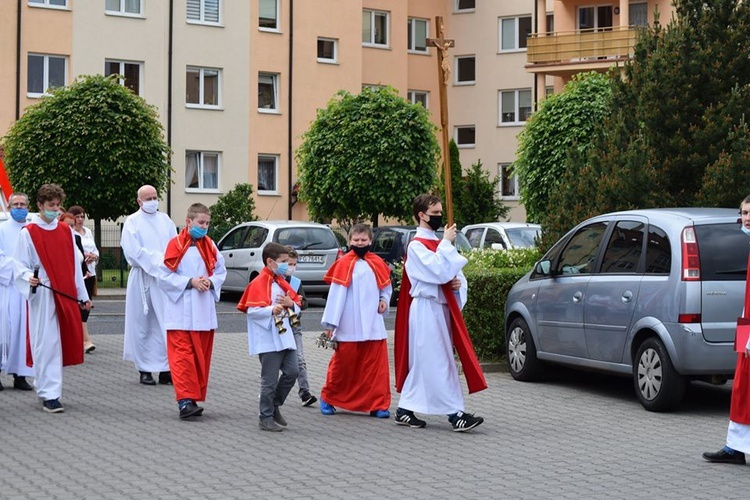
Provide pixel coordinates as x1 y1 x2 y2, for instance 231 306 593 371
105 0 141 15
187 0 220 24
454 126 475 148
500 16 532 51
185 151 220 191
407 90 429 108
257 155 279 193
499 164 519 199
362 9 389 47
258 73 279 111
317 38 337 63
259 0 279 30
105 60 142 96
455 55 475 84
455 0 475 12
408 18 428 53
29 0 66 8
499 89 532 125
27 54 66 96
186 67 220 108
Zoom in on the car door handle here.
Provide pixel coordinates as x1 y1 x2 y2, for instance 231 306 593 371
573 291 583 303
228 253 233 258
622 290 633 303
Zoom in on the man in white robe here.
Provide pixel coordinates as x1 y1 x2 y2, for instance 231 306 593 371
0 193 33 391
121 185 176 385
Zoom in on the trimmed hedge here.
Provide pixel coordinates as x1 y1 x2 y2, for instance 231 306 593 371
463 267 531 360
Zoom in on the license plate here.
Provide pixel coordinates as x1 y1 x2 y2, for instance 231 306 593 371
298 254 324 264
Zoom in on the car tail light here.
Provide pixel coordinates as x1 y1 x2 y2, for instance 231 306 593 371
336 249 344 260
678 313 701 323
681 227 700 281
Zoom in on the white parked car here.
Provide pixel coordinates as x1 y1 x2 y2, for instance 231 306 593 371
462 222 541 250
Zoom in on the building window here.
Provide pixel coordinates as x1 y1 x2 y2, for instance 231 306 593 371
455 0 475 12
499 89 532 125
259 0 279 30
105 60 142 96
546 13 554 33
258 155 279 194
105 0 140 15
500 16 532 51
187 0 220 24
185 151 220 191
29 0 67 8
407 90 429 108
362 9 389 47
408 18 429 53
186 67 220 108
499 164 518 199
630 2 648 27
27 54 66 96
454 126 475 148
258 73 279 111
455 56 475 85
317 38 338 63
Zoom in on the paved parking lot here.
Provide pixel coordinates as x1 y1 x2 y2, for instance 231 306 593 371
1 330 749 499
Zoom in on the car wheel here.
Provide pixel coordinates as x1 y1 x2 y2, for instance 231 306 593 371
633 337 686 412
506 317 543 381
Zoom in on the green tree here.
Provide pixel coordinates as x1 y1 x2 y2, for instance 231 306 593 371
3 74 170 240
208 183 258 241
559 0 750 240
457 160 509 227
514 72 612 223
296 86 439 225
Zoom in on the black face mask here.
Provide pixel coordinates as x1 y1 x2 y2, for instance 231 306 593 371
352 244 371 258
426 214 443 232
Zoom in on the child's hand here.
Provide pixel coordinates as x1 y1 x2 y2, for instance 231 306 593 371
325 329 333 339
378 300 387 314
276 292 294 308
272 304 284 315
450 276 461 290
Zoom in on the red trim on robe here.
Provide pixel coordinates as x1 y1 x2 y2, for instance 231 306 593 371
729 254 750 423
323 250 391 289
25 223 84 367
236 267 301 311
394 237 487 394
321 339 391 412
164 227 217 277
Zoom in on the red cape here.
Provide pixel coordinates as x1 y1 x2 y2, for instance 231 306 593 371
164 227 217 276
237 267 301 312
730 253 750 423
26 223 84 367
323 250 391 289
394 237 487 394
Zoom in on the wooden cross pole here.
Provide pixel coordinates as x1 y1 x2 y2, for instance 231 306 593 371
427 16 456 226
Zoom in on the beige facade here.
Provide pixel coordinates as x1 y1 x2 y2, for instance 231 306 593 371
1 0 545 225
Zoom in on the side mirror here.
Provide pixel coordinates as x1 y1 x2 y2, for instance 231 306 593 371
490 243 505 251
535 260 552 276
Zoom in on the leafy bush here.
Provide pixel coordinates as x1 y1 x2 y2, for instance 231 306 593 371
464 248 540 272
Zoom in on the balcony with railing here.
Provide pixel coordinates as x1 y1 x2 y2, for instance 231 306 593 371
526 26 640 74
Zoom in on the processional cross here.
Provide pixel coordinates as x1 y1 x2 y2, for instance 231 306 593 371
427 16 456 225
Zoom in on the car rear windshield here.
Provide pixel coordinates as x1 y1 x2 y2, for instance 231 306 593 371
275 227 338 250
695 223 748 281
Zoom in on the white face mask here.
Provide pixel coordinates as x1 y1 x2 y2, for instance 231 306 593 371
141 199 159 214
286 264 297 276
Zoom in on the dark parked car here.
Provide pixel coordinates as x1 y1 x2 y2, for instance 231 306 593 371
370 225 471 304
504 208 744 411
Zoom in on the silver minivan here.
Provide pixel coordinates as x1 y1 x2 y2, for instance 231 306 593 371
504 208 745 411
217 221 342 297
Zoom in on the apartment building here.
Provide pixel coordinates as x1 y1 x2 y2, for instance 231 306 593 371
0 1 564 224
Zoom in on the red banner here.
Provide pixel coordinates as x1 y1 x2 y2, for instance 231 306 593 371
0 156 12 202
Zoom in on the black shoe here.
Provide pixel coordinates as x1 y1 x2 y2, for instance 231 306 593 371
159 371 172 385
449 411 484 432
139 372 156 386
702 448 746 464
179 402 204 419
301 393 318 407
395 408 427 428
0 378 4 391
13 376 33 391
42 398 65 413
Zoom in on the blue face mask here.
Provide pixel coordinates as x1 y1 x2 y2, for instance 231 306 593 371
274 262 289 276
189 225 208 239
44 210 60 221
10 207 28 222
742 226 750 236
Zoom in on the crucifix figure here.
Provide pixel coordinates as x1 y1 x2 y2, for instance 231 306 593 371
427 16 456 226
